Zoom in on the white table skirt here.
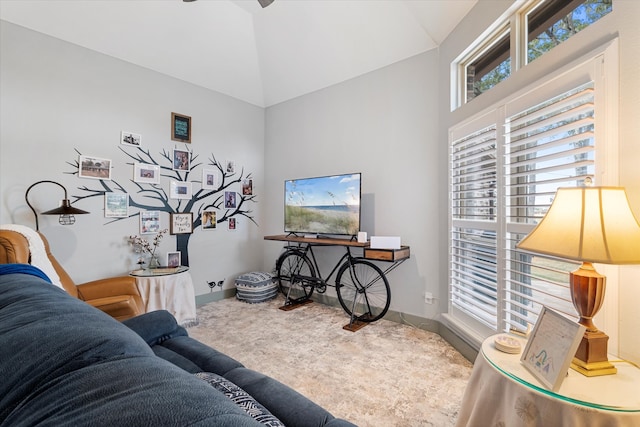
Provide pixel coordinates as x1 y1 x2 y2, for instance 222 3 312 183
134 271 197 327
456 336 640 427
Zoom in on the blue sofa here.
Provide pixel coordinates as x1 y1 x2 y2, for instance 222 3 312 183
0 266 355 426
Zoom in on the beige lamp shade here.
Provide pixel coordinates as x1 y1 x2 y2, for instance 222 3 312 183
516 187 640 265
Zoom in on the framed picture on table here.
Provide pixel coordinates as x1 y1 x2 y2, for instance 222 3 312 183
521 306 586 391
166 251 181 267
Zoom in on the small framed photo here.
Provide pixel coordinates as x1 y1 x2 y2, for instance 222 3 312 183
224 191 237 208
170 181 192 200
170 212 193 235
521 306 586 391
79 155 112 180
202 210 216 230
225 160 236 174
104 193 128 218
140 210 161 234
242 179 253 195
166 251 181 267
121 131 141 146
133 163 160 184
173 148 190 171
228 217 237 231
171 112 191 143
202 169 218 190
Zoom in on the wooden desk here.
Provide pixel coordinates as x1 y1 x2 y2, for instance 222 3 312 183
456 335 640 426
264 234 410 262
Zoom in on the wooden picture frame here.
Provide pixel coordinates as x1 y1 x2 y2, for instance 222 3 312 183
170 212 193 235
171 112 191 143
521 306 586 391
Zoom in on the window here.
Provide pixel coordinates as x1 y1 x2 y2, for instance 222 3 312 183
457 0 612 105
448 44 616 341
526 0 612 63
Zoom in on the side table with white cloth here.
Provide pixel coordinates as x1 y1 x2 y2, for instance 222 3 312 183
456 335 640 427
130 266 197 327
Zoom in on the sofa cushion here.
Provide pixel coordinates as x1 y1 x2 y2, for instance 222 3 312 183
196 372 285 426
0 273 263 427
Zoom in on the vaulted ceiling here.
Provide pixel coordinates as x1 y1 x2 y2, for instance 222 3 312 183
0 0 477 107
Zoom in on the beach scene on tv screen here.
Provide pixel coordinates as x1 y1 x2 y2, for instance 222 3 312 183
285 173 360 235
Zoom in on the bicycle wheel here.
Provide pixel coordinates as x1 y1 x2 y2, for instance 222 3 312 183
336 259 390 322
276 250 316 302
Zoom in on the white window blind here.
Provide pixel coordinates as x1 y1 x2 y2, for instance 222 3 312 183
503 82 595 332
450 125 498 330
449 78 600 335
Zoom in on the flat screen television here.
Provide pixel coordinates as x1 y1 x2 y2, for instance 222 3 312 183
284 172 361 237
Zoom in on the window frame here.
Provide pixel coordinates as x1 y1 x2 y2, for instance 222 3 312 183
446 39 619 352
454 0 613 109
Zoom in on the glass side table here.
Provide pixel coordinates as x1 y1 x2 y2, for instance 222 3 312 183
130 266 197 326
456 335 640 426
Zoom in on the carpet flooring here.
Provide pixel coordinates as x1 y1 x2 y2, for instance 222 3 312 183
188 295 474 426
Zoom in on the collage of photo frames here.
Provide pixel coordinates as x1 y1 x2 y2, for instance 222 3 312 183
86 112 254 240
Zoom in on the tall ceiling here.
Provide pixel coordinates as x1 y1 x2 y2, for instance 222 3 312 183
0 0 477 107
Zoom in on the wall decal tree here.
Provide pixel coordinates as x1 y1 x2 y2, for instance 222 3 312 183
66 145 258 266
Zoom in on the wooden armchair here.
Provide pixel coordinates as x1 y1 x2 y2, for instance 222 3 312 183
0 229 144 321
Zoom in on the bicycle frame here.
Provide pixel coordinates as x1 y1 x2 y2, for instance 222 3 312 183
285 243 356 288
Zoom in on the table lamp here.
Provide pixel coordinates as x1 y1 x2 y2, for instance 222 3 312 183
516 185 640 376
25 180 90 231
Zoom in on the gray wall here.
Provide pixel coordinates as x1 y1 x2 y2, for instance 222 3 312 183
263 51 442 319
0 21 265 295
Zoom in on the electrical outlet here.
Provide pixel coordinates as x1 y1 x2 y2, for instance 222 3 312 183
424 292 434 304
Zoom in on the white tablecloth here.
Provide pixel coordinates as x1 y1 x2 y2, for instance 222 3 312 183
134 271 197 327
456 335 640 427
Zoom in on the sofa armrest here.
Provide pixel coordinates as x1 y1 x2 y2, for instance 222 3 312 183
123 309 188 346
77 276 140 300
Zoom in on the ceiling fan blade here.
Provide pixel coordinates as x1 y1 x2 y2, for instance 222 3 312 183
258 0 275 8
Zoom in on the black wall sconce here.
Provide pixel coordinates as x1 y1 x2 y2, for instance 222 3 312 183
25 180 90 231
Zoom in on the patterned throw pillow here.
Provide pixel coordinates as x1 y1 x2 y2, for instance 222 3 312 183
235 272 278 303
195 372 284 426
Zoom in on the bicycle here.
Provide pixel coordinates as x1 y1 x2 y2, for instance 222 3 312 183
275 241 391 323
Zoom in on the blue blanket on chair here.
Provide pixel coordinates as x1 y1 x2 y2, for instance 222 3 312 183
0 263 51 283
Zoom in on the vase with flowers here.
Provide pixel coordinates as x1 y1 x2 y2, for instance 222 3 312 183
128 229 168 270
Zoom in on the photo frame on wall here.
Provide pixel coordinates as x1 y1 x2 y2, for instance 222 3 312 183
166 251 181 267
140 210 161 234
170 212 193 235
202 210 216 230
171 112 191 143
79 155 112 180
242 179 253 195
202 169 218 190
104 193 128 218
173 148 190 171
228 217 237 231
521 306 586 391
224 191 237 208
133 163 160 184
120 131 141 146
170 181 192 199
